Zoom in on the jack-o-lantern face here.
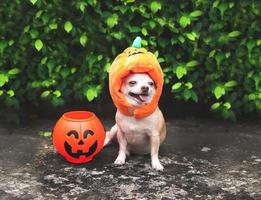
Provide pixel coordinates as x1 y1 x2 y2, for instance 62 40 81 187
64 130 97 159
124 47 147 57
53 111 105 163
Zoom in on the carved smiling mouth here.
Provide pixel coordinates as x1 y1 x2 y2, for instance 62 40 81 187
64 141 97 158
129 92 149 102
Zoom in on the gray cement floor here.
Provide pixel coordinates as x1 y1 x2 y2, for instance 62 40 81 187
0 118 261 200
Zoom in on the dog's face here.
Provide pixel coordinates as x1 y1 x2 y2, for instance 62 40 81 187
121 73 156 107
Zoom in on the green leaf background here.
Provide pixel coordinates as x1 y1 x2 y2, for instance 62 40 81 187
0 0 260 120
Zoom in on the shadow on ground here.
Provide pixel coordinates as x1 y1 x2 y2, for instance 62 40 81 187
0 118 261 200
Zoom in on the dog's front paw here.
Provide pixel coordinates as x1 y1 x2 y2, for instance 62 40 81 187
114 156 125 165
152 161 164 171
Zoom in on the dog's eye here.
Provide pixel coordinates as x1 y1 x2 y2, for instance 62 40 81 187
129 81 137 86
148 82 154 86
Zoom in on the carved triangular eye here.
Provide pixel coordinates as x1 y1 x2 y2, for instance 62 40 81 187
67 130 79 139
83 130 94 139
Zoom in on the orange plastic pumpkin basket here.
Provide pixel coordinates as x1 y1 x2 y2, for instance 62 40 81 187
53 111 105 163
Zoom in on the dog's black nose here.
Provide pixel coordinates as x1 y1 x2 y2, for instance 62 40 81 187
141 86 149 93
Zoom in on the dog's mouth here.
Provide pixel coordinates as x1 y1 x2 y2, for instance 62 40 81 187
129 92 150 103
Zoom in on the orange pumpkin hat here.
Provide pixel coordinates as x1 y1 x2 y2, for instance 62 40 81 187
109 37 164 119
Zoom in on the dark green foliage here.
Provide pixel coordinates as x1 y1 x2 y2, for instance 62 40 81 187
0 0 260 120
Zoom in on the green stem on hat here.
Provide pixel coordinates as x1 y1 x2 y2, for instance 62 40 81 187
132 36 142 48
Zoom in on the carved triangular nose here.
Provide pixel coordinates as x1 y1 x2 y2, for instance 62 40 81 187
78 140 84 145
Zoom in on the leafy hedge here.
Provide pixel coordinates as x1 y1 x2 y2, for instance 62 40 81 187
0 0 260 120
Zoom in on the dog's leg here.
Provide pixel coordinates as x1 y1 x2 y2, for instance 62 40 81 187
104 124 118 147
114 128 128 165
150 134 164 171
